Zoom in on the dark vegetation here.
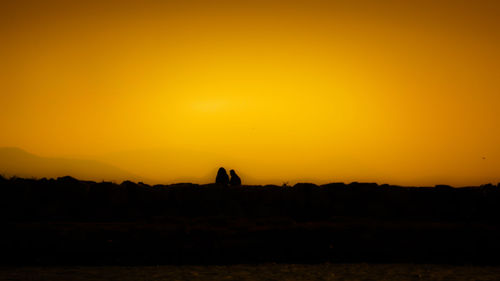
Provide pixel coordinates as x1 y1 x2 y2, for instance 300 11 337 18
2 175 500 265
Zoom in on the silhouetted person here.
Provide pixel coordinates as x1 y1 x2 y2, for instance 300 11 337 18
229 169 241 186
215 167 229 186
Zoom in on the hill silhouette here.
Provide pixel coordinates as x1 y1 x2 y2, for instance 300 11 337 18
0 147 141 182
2 176 500 265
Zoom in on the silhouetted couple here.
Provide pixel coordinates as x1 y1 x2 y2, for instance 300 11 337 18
215 167 241 186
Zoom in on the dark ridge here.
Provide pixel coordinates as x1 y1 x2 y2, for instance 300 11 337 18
2 176 500 265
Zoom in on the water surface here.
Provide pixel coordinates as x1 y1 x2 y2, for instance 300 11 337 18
2 264 500 281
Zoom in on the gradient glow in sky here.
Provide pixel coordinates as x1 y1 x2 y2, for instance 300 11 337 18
1 0 500 185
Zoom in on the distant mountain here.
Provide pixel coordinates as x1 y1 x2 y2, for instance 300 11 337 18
0 147 141 182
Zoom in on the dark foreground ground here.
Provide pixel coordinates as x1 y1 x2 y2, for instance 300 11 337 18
2 176 500 265
3 264 500 281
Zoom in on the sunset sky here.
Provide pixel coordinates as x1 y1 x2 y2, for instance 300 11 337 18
1 0 499 186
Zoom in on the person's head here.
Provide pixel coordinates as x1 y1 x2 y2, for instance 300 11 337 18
218 167 227 174
230 169 236 176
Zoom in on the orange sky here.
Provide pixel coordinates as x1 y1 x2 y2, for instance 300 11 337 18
1 0 500 186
